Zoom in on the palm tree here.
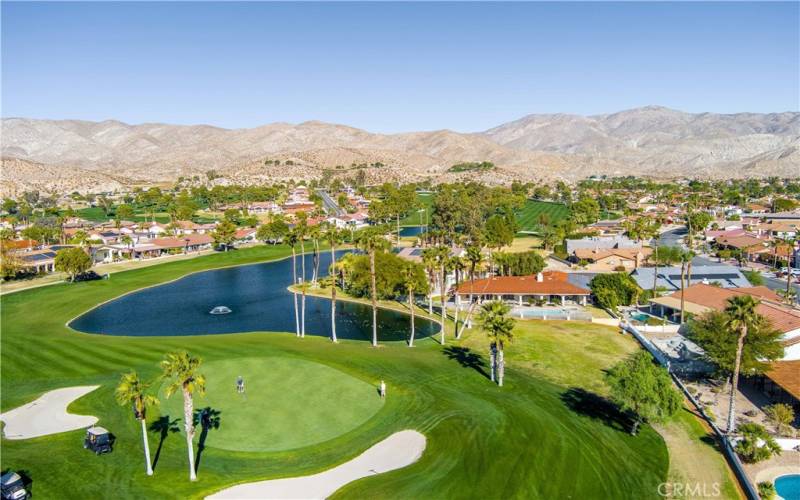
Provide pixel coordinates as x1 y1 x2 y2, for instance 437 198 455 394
308 224 321 286
421 247 438 315
325 225 345 342
449 255 465 336
286 230 300 337
477 300 515 387
679 250 695 324
786 237 796 304
435 245 452 345
459 245 484 338
723 295 760 434
160 351 206 481
115 371 159 476
355 228 389 347
402 265 418 347
296 220 308 337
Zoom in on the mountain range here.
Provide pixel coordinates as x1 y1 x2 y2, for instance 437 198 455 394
2 106 798 196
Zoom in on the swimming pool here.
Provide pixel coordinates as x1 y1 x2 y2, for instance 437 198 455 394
630 312 651 322
512 307 591 321
776 474 800 500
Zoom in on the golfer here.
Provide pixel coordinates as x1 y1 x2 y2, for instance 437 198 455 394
236 375 245 394
379 380 386 399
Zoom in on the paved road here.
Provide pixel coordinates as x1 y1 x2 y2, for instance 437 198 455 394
762 276 800 305
316 189 345 216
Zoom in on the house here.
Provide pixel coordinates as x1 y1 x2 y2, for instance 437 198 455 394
703 228 745 242
282 201 317 215
327 212 369 230
235 228 257 244
629 265 752 291
565 235 642 255
713 234 769 260
572 247 652 271
755 220 799 239
252 201 282 214
649 283 800 361
454 271 591 306
587 220 626 236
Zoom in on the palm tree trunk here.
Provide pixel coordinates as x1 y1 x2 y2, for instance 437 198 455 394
408 288 415 347
330 246 338 343
652 247 659 295
183 390 197 481
497 344 505 387
292 248 299 337
370 249 378 347
141 418 153 476
489 343 496 382
726 325 747 434
427 270 433 315
300 240 306 337
440 265 446 345
313 239 320 286
680 261 686 324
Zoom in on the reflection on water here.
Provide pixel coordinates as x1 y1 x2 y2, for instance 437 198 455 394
70 251 439 341
399 226 427 237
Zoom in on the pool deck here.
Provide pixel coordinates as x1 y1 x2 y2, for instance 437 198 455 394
749 452 800 484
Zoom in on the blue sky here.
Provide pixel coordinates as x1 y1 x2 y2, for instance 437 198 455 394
2 2 798 132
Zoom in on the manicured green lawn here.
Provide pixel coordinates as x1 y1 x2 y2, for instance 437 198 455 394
1 243 669 499
399 193 433 226
515 200 571 232
159 357 383 452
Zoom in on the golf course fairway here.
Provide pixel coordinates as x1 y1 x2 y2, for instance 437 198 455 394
0 245 669 499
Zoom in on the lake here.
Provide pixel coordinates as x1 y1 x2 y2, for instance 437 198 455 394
398 226 427 237
69 251 439 341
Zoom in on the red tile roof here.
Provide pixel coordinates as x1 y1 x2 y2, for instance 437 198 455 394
150 234 213 249
766 361 800 400
455 272 589 296
668 284 800 334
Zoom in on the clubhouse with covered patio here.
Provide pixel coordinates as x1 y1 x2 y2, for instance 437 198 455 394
454 271 591 306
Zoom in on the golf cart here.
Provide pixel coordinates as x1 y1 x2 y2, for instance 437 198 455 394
1 471 28 500
84 426 114 455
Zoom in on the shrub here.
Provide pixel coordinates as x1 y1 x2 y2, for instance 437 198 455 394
735 423 781 463
757 481 776 500
764 403 795 437
590 273 643 310
613 265 627 272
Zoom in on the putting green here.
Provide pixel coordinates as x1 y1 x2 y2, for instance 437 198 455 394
159 357 383 452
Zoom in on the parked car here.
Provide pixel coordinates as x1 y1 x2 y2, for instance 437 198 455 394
1 471 28 500
84 426 114 455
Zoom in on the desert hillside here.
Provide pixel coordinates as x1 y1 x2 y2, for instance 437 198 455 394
2 106 798 193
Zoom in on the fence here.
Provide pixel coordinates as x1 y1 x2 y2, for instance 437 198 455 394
623 323 760 500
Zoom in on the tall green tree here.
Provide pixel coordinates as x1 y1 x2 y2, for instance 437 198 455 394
161 352 206 481
688 297 784 434
286 230 300 337
211 220 237 251
325 225 345 343
403 264 418 347
422 247 438 315
435 245 452 345
605 351 682 435
115 371 159 476
55 247 92 282
477 300 515 387
355 227 390 347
